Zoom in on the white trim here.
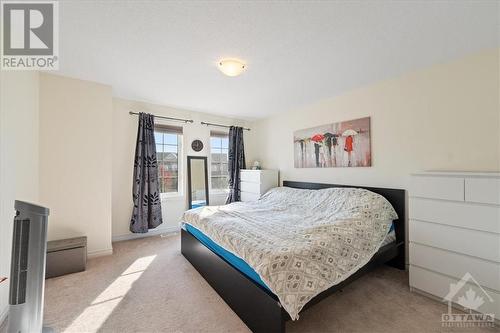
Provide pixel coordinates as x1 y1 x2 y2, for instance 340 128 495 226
87 248 113 259
112 226 179 243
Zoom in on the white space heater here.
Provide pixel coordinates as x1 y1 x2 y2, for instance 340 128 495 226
7 201 50 333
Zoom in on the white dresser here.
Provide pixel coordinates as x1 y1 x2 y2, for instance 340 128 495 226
409 172 500 318
240 169 279 202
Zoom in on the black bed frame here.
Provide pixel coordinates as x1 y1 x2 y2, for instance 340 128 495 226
181 181 406 333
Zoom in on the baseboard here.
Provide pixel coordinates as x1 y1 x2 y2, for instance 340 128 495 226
87 248 113 259
112 226 179 242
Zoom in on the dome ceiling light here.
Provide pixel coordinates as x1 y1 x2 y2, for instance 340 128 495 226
218 59 246 77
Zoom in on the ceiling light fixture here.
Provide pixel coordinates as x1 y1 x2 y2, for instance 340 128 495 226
218 59 246 77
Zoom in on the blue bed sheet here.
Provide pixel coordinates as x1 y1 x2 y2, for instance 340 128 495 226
184 223 270 290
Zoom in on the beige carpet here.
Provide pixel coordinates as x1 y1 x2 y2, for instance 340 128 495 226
39 234 498 333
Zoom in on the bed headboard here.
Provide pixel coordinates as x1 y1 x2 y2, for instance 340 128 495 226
282 180 406 268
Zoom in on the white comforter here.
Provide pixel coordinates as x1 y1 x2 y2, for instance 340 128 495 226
182 187 398 320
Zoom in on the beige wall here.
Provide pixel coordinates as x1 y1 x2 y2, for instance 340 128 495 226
112 98 251 240
0 71 40 323
39 73 113 257
247 49 500 190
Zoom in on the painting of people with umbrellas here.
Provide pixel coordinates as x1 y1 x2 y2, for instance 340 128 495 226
293 117 371 168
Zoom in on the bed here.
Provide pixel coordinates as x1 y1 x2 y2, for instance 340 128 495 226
181 181 406 333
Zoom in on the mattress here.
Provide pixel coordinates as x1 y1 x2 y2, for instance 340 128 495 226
184 222 396 293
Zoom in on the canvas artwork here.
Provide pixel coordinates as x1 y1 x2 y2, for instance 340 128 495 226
294 117 371 168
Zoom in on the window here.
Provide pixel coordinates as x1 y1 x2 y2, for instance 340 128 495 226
155 125 182 194
210 132 229 191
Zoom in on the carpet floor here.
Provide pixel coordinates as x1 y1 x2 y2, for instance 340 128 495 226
40 234 498 333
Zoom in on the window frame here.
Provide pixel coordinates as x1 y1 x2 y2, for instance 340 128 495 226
154 124 183 198
209 131 229 193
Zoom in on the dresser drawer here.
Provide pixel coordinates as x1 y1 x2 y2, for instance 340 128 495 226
410 266 500 318
240 181 262 194
410 197 500 233
465 178 500 205
241 191 261 202
410 220 500 262
410 243 500 291
240 171 261 183
410 176 464 201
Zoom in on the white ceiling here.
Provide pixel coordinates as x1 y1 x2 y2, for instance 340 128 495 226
57 1 499 119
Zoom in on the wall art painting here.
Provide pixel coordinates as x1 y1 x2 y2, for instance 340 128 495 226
293 117 371 168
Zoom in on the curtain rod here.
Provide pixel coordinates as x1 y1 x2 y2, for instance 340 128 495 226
129 111 194 123
201 121 251 131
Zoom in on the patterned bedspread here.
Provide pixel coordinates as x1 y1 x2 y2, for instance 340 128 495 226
182 187 398 320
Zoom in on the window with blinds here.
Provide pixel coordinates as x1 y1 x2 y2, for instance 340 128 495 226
210 131 229 190
154 124 182 194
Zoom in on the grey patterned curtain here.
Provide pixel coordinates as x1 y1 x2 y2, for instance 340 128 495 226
226 126 246 203
130 113 163 233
